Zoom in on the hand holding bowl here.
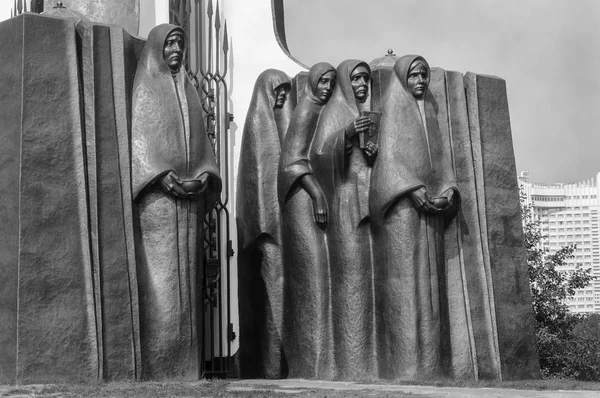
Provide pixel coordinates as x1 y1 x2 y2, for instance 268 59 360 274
180 179 205 194
431 196 449 209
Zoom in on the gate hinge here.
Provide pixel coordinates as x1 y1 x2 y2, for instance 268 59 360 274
228 323 236 341
227 240 235 257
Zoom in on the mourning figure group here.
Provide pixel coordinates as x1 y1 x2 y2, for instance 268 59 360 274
237 54 463 381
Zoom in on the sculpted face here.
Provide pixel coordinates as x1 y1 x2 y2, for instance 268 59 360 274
274 83 289 109
406 61 429 99
350 65 370 103
163 31 185 74
315 71 336 103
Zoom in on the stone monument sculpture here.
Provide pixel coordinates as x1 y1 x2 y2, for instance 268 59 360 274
310 59 378 380
0 2 540 384
131 24 221 381
277 62 337 379
237 69 294 378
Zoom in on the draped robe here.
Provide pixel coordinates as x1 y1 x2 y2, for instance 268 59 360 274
277 63 336 380
369 55 458 380
131 24 221 381
311 60 377 380
236 69 293 378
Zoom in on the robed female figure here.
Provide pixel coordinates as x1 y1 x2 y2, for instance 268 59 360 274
311 59 378 380
237 69 294 378
277 62 336 380
131 24 221 381
369 55 459 380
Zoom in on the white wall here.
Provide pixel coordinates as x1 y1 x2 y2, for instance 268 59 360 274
220 0 304 357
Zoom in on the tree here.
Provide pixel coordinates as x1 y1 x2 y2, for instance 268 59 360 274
521 193 598 379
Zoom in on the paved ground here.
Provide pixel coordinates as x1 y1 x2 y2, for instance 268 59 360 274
230 379 600 397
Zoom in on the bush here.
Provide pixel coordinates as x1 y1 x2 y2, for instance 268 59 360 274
521 194 599 380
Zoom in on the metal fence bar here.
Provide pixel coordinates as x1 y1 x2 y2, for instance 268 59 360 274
186 0 233 379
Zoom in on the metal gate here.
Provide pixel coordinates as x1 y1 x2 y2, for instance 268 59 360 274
173 0 234 379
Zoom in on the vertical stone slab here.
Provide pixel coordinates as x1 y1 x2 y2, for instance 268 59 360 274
464 72 540 380
76 20 105 382
0 15 23 385
17 13 98 383
429 68 477 380
445 70 501 380
77 21 144 381
108 25 145 381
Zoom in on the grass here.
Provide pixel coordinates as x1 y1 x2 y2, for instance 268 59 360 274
0 379 414 397
2 377 600 397
357 377 600 391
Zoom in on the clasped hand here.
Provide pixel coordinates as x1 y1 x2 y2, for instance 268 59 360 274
409 187 455 214
160 171 207 198
345 116 371 138
345 116 378 162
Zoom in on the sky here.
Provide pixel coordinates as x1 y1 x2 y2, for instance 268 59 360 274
1 0 598 184
284 0 600 184
0 0 10 20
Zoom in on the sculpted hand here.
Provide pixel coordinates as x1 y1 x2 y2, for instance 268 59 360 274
363 141 378 164
160 171 187 198
440 188 460 224
409 187 438 214
440 188 455 211
345 116 371 138
300 174 328 228
312 191 328 228
180 173 209 196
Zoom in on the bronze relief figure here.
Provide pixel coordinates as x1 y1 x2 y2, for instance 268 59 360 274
277 62 337 380
369 55 459 380
311 59 378 380
237 69 294 378
131 24 221 381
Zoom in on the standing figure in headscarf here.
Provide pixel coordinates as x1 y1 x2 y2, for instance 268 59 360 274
369 55 459 380
311 60 378 380
278 62 337 380
131 24 221 381
237 69 294 378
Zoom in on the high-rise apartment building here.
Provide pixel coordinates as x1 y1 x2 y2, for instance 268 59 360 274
519 171 600 313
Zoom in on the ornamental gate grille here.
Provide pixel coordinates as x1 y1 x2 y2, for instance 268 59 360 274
172 0 234 379
10 0 44 16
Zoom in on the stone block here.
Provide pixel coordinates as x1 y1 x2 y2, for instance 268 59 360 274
0 14 23 386
465 72 540 380
13 13 98 384
0 13 147 384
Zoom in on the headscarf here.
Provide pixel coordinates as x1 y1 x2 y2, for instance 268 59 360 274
311 59 371 199
277 62 336 205
131 24 221 204
305 62 337 105
237 69 293 247
369 55 456 223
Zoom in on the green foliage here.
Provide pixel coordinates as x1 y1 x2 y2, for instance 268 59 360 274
521 192 599 380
